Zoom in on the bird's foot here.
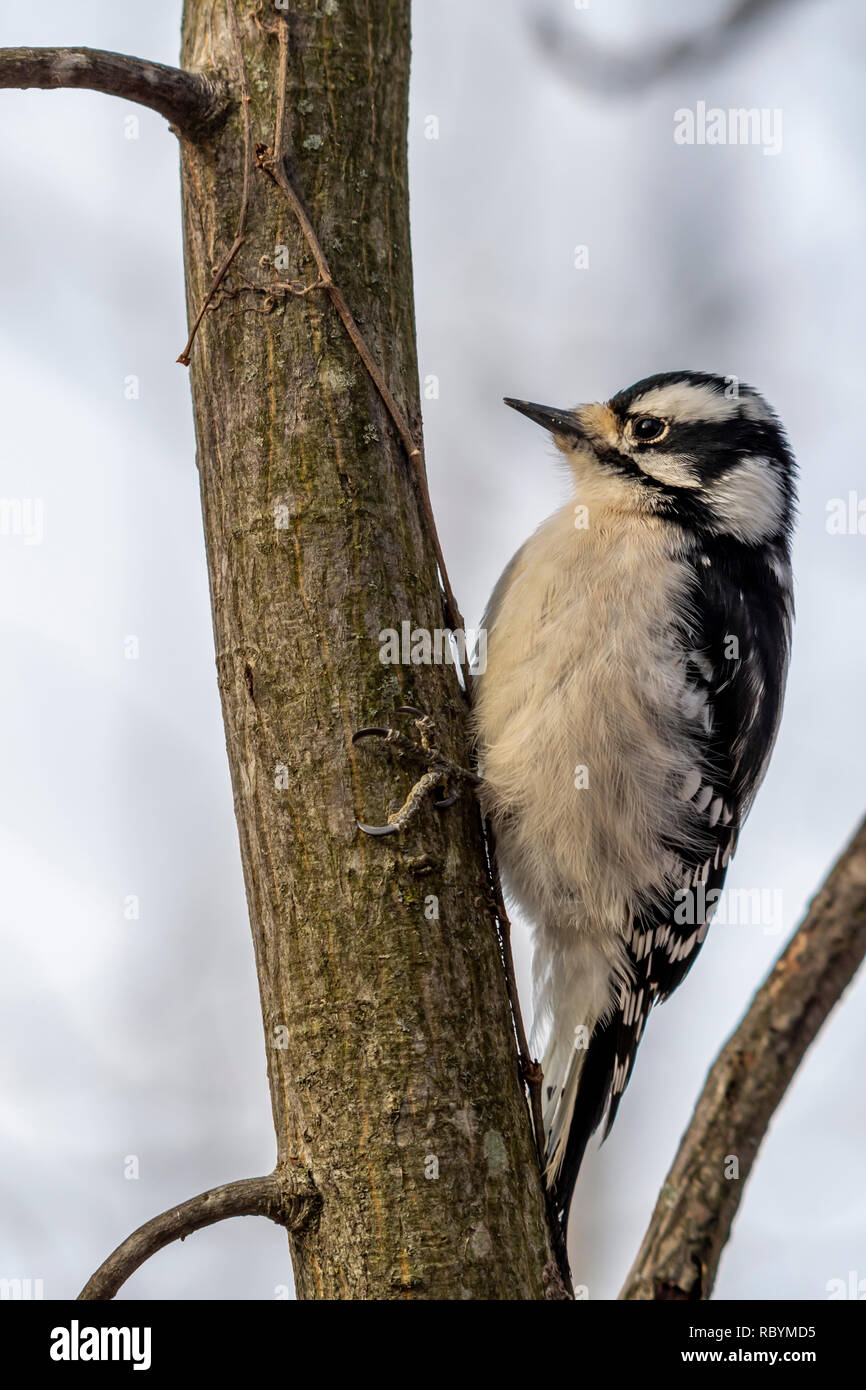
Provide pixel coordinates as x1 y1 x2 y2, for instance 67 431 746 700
352 705 479 837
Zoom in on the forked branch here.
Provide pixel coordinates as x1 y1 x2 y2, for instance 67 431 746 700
0 47 226 137
77 1173 317 1300
621 815 866 1300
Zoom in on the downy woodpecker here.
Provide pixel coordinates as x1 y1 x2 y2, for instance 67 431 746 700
473 371 796 1232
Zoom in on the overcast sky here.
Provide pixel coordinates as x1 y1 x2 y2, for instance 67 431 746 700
1 0 864 1301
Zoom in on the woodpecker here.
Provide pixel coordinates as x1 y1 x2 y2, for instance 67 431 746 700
473 371 796 1233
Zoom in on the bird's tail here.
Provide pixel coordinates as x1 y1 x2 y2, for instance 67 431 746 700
542 1012 621 1229
533 925 632 1229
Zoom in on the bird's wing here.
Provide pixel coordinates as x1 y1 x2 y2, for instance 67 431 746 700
605 541 794 1131
551 543 792 1217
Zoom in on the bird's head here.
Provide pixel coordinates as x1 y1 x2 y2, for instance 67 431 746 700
505 371 796 545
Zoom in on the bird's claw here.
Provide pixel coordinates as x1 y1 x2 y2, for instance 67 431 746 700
356 819 402 838
352 706 477 837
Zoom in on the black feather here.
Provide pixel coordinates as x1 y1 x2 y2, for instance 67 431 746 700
551 532 793 1232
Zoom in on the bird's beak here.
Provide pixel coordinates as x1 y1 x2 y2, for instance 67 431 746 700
504 398 586 441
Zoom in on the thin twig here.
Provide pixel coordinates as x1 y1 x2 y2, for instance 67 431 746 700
0 46 226 137
274 276 327 297
484 819 570 1288
621 814 866 1300
77 1173 316 1300
261 18 466 661
485 820 546 1163
177 1 253 366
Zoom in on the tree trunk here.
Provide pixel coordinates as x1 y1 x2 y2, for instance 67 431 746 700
178 0 562 1300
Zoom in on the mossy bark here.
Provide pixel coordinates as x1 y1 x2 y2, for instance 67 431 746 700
179 0 564 1300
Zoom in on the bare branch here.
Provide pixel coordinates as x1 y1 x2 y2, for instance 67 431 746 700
77 1173 316 1300
533 0 804 97
0 46 227 137
621 815 866 1301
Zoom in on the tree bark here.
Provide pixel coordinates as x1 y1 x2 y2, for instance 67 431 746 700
178 0 563 1300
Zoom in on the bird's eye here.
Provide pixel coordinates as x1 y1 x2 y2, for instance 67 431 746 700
630 414 667 443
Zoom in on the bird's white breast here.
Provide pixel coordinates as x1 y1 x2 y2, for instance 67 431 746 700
474 499 705 950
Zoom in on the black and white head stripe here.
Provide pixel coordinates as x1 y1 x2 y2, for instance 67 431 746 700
606 370 797 545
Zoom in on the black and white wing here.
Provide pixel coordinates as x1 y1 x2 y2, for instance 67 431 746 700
551 539 793 1221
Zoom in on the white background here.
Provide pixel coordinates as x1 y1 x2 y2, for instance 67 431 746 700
0 0 864 1300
